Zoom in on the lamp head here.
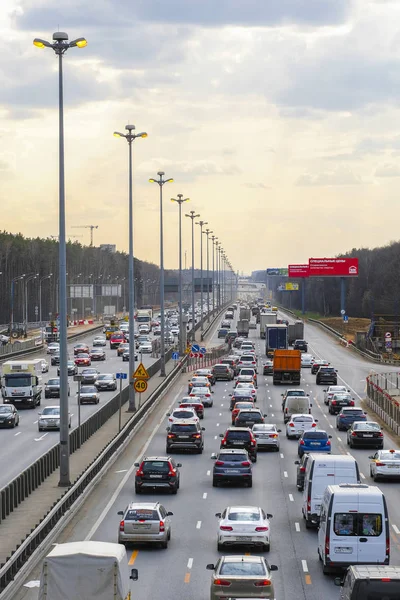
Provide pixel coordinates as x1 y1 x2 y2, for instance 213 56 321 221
70 37 87 48
138 132 148 138
125 124 135 131
53 31 69 42
33 38 52 49
113 131 125 138
149 178 157 183
157 171 165 177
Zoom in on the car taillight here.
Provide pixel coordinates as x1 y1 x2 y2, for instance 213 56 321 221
255 526 268 531
270 434 278 438
331 401 336 405
136 463 144 476
205 394 210 397
241 461 251 466
350 400 355 406
378 432 384 437
167 434 176 439
307 495 311 512
285 408 288 413
215 460 224 466
376 461 385 466
254 580 271 587
327 440 331 446
311 423 317 427
168 418 173 422
300 440 305 445
193 433 201 439
119 520 124 531
300 467 306 472
351 431 357 437
159 520 165 532
289 423 294 427
325 531 330 557
386 532 390 558
214 580 231 587
220 525 233 531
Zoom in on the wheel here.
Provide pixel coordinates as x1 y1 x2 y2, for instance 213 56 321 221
318 548 322 562
38 427 43 432
373 473 379 482
212 478 218 487
16 419 19 427
349 441 354 449
247 479 253 488
171 486 178 495
197 447 203 454
167 530 171 540
251 455 257 463
322 564 330 575
135 486 141 494
160 540 168 549
305 519 312 529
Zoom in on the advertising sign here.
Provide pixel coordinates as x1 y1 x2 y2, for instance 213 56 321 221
285 283 299 291
309 258 359 277
267 268 288 276
288 264 310 278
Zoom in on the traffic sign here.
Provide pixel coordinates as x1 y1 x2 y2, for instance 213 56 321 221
191 344 200 353
134 379 148 393
185 347 190 354
340 310 346 315
116 372 127 380
199 353 204 358
343 315 348 323
200 347 206 354
385 332 392 339
133 362 149 380
190 352 198 358
172 352 180 360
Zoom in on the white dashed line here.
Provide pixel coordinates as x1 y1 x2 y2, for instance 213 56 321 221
360 472 366 480
392 524 400 535
346 451 351 456
271 413 274 417
203 493 207 499
219 413 222 416
196 521 202 529
289 494 294 502
187 558 193 568
295 522 300 532
280 453 284 459
214 435 217 440
284 471 288 478
329 424 333 429
207 470 210 476
14 431 21 436
216 423 220 427
270 404 273 408
221 404 224 407
337 436 342 442
301 560 308 573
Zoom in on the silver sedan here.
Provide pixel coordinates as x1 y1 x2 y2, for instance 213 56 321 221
252 424 281 451
206 555 278 600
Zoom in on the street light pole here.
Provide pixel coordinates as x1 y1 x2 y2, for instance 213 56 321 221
185 210 200 342
24 273 39 328
34 30 87 487
10 275 25 334
149 172 174 377
113 124 147 411
204 228 212 323
195 220 208 333
211 236 216 312
39 274 52 343
171 194 189 356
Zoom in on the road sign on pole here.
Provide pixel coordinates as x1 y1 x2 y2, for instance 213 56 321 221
134 379 148 393
191 344 200 353
133 362 150 380
200 346 206 354
343 315 348 323
116 372 127 380
172 352 180 360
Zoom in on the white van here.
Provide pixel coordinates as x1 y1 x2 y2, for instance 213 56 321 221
318 484 389 574
283 396 312 423
302 455 360 528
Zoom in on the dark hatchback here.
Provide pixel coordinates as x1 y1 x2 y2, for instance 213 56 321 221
293 339 308 352
212 364 234 381
316 366 338 385
234 409 266 428
166 421 205 454
328 393 355 415
229 389 255 410
45 378 70 398
347 421 384 449
219 427 257 462
212 449 253 487
57 360 77 376
134 456 181 494
336 408 368 431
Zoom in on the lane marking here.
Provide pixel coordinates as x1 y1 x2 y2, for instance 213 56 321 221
337 436 342 442
203 492 207 499
187 557 193 568
196 521 202 529
392 524 400 535
280 453 284 458
346 451 352 456
221 403 224 407
305 574 312 585
301 560 308 573
219 413 222 416
360 472 366 480
284 471 288 478
206 470 210 476
289 494 294 502
184 573 191 583
128 550 138 565
214 436 217 439
295 522 300 532
33 420 38 424
270 404 273 408
115 469 128 474
14 431 21 436
216 423 220 427
34 433 48 442
329 424 333 429
271 413 274 417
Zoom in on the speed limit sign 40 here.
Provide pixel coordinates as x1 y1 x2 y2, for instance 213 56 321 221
134 379 148 393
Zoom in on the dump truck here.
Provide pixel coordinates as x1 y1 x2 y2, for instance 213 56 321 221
1 359 42 408
237 319 250 337
260 312 277 338
239 307 251 321
272 349 301 385
265 324 288 357
38 541 137 600
288 320 304 345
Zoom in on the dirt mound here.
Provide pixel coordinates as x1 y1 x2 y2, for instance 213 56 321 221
319 317 370 342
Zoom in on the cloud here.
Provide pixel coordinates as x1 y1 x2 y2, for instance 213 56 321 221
375 163 400 177
296 166 362 186
243 182 271 189
137 158 241 180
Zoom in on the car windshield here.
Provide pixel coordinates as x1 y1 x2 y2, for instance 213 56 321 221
287 390 305 397
332 394 351 400
219 453 247 462
253 424 275 431
234 390 253 397
83 369 96 374
238 412 260 419
42 407 60 415
341 410 364 416
0 406 12 413
142 461 169 472
228 510 260 521
81 386 97 393
173 410 195 418
77 353 88 358
171 424 197 433
236 383 253 389
226 431 251 440
303 431 328 439
220 561 266 576
125 509 159 521
380 451 400 460
97 375 113 380
321 368 335 372
47 379 60 385
329 387 346 392
293 416 313 423
354 422 380 430
234 403 253 409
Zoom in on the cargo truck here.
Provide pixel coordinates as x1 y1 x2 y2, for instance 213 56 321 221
38 541 138 600
136 309 152 326
1 359 42 408
288 320 304 345
272 349 301 385
265 324 288 357
239 307 251 321
237 319 250 337
260 312 277 338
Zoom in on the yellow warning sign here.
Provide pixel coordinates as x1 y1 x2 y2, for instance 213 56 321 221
133 362 150 380
134 379 148 393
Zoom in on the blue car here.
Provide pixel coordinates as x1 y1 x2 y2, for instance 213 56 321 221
298 430 332 457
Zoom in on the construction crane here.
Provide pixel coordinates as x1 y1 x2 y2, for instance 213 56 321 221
71 225 99 246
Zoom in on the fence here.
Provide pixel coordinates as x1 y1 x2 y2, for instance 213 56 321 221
366 372 400 436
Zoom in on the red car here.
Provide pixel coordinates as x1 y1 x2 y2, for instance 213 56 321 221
179 397 204 419
74 343 89 356
74 353 91 366
110 332 125 349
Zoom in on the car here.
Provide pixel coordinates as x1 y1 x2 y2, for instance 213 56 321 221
80 368 100 384
39 359 49 373
166 407 199 424
233 336 246 349
328 392 355 414
110 332 125 349
238 367 258 387
220 357 240 376
212 364 234 381
74 353 91 366
294 339 308 352
138 324 150 335
164 333 174 345
74 343 89 356
221 320 231 329
46 342 60 355
179 396 204 419
38 405 71 431
117 502 173 548
189 386 213 407
237 354 258 370
311 359 330 374
347 421 384 449
95 373 117 391
153 327 161 336
225 331 238 343
170 327 179 336
51 353 61 366
57 360 78 376
294 454 311 491
231 401 255 425
240 343 255 353
215 505 273 552
138 342 152 354
134 456 181 494
218 328 229 338
229 388 255 410
234 382 257 401
219 427 257 462
323 385 350 405
336 407 368 431
249 321 257 329
89 348 106 361
78 385 100 404
188 376 211 394
263 359 273 375
122 348 139 362
93 335 107 347
194 368 215 385
234 374 256 387
206 555 278 600
316 366 338 385
281 388 308 411
104 326 120 339
369 448 400 481
212 449 253 487
45 378 70 398
0 404 19 428
298 429 332 457
234 408 266 428
300 353 314 368
166 420 205 453
286 414 318 439
252 423 281 451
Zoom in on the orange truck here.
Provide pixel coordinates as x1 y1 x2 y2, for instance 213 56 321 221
273 349 301 385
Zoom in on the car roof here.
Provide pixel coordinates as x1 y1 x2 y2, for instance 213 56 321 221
171 419 198 425
341 407 363 412
219 448 249 454
226 427 252 431
227 506 261 512
143 456 171 461
126 502 160 510
222 555 264 564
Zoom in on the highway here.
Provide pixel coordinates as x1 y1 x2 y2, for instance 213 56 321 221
14 308 400 600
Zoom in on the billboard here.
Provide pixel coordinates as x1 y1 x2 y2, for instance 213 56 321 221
267 268 288 276
309 258 359 277
288 264 310 278
278 283 299 291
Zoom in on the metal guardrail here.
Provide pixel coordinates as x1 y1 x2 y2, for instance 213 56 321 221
366 373 400 436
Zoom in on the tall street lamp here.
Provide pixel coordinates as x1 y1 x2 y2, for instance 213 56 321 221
114 124 147 411
195 220 208 332
40 274 53 343
10 274 25 334
211 236 217 312
149 172 174 377
215 242 221 308
185 210 200 341
34 30 87 487
203 228 212 323
171 193 189 355
25 273 39 326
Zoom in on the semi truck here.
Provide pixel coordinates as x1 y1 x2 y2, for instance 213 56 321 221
237 319 250 337
288 320 304 345
272 349 301 385
260 312 277 338
1 359 42 408
265 324 288 358
239 307 251 321
38 541 137 600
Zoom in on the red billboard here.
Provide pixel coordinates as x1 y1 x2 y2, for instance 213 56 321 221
288 264 310 278
309 257 359 277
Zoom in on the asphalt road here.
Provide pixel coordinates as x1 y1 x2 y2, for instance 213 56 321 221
15 308 400 600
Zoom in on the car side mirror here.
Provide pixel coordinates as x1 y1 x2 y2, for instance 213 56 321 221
270 565 278 571
277 429 282 433
294 460 300 465
211 453 217 459
219 433 223 438
368 455 374 459
202 427 205 431
315 419 318 422
334 576 343 587
134 463 139 467
229 393 232 397
267 513 273 519
38 412 42 415
130 568 138 581
117 511 124 516
166 413 171 416
263 414 267 417
329 435 332 439
310 404 313 407
166 427 170 431
215 512 222 518
323 389 327 392
206 564 215 570
167 511 173 516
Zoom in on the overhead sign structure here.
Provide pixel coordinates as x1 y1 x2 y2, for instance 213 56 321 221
134 379 148 393
133 363 150 380
288 264 310 278
267 268 288 276
309 258 359 277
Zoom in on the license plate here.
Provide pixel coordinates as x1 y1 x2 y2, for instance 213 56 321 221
258 434 268 438
363 434 373 438
388 465 399 469
227 469 240 473
296 430 304 434
334 547 353 554
232 441 243 444
310 442 321 446
133 523 151 530
149 474 163 478
314 504 321 511
236 536 252 541
13 399 22 402
178 436 189 439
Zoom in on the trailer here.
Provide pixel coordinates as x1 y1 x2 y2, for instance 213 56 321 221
272 349 301 385
260 312 277 338
265 324 288 358
288 320 304 345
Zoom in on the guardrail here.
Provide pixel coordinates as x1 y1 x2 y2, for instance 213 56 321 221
366 373 400 436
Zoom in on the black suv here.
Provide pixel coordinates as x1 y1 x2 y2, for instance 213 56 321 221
235 409 266 428
166 421 205 454
212 449 253 487
219 427 257 462
134 456 182 494
44 378 70 398
316 366 338 385
293 339 308 352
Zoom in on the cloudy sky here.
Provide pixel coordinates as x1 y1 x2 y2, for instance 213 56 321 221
0 0 399 273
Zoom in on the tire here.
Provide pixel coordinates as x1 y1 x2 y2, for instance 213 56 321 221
322 564 331 575
168 530 171 540
160 540 168 549
135 486 141 494
171 486 178 495
16 419 19 427
349 441 354 449
373 474 379 482
212 478 218 487
305 519 312 529
197 447 203 454
38 427 43 432
251 455 257 463
247 479 253 488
